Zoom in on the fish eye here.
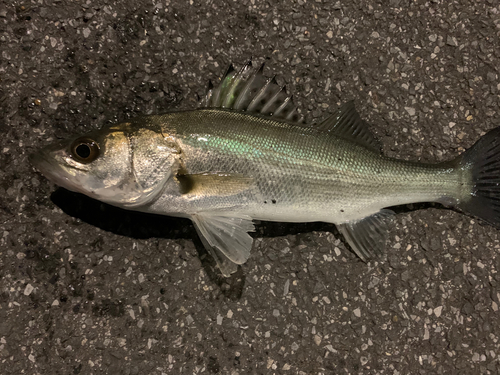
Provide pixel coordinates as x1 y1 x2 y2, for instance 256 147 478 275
70 137 100 163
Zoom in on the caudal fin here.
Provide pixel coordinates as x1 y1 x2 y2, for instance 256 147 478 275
457 127 500 226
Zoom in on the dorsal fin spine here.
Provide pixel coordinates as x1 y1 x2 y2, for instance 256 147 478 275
234 74 254 110
257 62 265 74
261 82 283 114
273 95 291 116
247 77 272 111
222 80 237 108
233 62 254 110
285 107 297 121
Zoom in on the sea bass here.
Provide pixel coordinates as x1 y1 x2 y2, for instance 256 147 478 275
31 62 500 276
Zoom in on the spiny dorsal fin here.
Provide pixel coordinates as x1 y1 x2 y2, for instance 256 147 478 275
318 101 381 152
199 61 303 123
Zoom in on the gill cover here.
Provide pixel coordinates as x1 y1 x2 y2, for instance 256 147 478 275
124 126 180 207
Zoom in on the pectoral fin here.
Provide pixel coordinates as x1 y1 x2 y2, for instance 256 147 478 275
337 209 395 261
177 173 253 196
191 212 255 276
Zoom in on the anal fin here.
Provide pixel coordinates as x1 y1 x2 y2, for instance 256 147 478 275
337 209 395 261
191 212 255 276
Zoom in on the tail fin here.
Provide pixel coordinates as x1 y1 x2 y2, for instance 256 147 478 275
457 127 500 226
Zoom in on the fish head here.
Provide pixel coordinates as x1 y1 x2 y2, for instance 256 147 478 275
30 122 180 208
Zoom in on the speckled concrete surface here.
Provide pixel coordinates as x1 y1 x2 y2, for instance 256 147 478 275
1 0 500 374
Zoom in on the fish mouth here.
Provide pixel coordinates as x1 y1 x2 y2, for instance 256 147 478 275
30 149 85 195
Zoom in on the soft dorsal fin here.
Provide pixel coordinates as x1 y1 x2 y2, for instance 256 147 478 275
199 61 304 123
317 101 381 152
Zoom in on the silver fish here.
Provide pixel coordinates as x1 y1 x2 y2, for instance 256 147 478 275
31 62 500 276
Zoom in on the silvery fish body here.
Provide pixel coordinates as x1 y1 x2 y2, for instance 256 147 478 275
31 63 500 276
146 109 462 222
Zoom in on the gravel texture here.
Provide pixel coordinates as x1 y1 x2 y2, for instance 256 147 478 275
1 0 500 374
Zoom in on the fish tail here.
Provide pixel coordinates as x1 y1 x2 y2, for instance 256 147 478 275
456 127 500 226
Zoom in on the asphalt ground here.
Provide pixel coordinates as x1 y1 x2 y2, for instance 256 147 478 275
1 0 500 374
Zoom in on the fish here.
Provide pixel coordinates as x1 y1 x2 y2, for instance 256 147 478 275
30 61 500 277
